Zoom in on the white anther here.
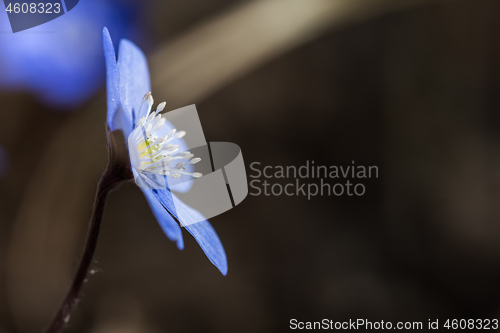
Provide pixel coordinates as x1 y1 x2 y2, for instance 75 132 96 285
152 117 166 132
166 129 176 139
175 131 186 139
155 101 166 115
189 157 201 164
137 117 146 127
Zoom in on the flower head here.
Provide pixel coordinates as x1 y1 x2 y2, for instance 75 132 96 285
102 27 227 275
127 92 203 188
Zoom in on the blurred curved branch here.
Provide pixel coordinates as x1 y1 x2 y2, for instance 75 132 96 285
150 0 453 105
7 0 456 331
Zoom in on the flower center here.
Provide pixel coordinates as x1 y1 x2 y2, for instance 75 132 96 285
128 92 202 179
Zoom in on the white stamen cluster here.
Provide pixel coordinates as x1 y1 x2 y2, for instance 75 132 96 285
129 92 202 179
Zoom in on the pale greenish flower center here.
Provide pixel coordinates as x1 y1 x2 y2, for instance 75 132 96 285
128 92 202 179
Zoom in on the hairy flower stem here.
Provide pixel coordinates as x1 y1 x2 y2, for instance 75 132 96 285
44 129 132 333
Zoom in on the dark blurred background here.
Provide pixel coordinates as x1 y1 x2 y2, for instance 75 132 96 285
1 0 500 332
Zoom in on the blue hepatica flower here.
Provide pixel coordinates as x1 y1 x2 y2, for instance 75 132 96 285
0 0 138 108
102 27 227 275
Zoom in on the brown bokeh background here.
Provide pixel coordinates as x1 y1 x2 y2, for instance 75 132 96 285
1 0 500 332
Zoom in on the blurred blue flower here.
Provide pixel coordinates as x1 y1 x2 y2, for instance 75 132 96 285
102 27 228 275
0 0 140 109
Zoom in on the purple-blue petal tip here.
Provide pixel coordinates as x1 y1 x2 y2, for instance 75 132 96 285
117 38 151 130
102 27 120 130
184 221 228 276
141 188 185 251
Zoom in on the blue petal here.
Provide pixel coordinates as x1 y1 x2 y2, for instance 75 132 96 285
117 39 151 133
141 187 184 250
183 219 228 276
102 27 120 130
151 187 228 275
